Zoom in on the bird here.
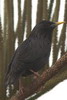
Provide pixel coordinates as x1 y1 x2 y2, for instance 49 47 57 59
5 20 65 86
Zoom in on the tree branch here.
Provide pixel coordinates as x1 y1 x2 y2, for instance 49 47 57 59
10 52 67 100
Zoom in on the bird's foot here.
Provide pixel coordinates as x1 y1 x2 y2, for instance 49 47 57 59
19 78 24 95
30 69 40 79
19 86 24 95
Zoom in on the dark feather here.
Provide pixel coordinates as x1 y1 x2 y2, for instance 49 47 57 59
5 20 55 86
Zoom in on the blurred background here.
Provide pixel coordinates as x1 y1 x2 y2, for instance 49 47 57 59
0 0 67 100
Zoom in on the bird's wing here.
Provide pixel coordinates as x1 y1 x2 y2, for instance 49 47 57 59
5 50 18 84
16 37 49 63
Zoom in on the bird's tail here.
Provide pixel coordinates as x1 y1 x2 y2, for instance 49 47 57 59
5 73 13 87
5 52 17 86
5 74 16 97
5 72 19 87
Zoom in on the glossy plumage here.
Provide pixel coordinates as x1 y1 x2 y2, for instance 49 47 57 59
5 20 56 86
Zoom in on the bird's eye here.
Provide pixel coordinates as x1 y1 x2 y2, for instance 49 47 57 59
50 23 56 28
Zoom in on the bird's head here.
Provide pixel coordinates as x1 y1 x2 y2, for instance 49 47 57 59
39 20 65 30
50 21 65 29
31 20 65 38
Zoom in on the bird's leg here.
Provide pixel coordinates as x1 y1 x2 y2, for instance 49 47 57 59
19 78 24 95
30 69 40 79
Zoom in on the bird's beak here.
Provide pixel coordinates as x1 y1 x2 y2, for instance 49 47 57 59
50 21 66 29
55 21 65 26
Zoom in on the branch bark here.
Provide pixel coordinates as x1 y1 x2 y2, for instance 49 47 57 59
10 52 67 100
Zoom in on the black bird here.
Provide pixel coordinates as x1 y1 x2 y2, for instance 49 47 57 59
5 20 64 86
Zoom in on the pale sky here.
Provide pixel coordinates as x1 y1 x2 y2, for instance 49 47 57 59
0 0 67 100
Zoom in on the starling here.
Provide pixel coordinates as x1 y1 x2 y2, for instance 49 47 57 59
5 20 65 86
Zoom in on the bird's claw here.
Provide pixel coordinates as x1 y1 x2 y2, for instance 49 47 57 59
30 69 40 79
